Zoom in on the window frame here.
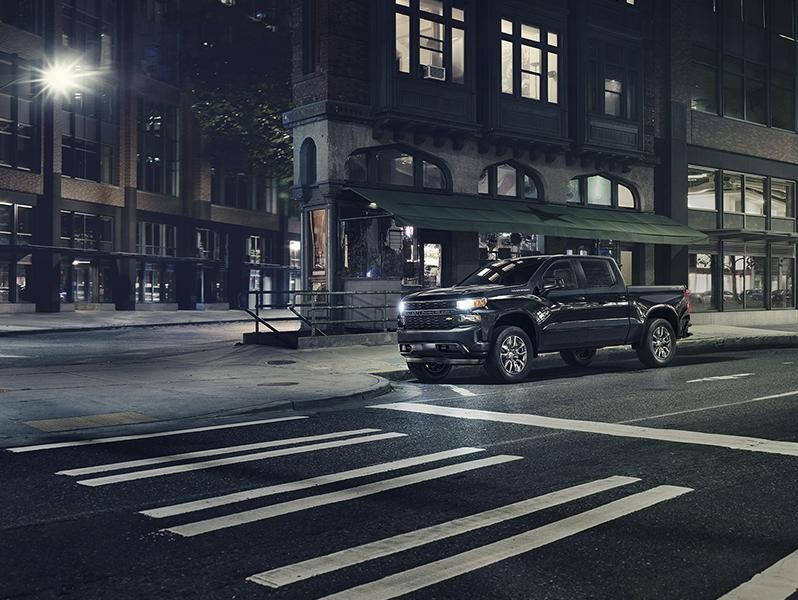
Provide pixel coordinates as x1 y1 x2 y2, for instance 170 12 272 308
566 174 638 210
61 83 118 184
499 16 560 104
478 161 543 201
0 52 39 172
344 145 451 193
394 0 468 85
137 98 180 197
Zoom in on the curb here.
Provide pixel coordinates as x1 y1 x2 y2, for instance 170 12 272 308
0 319 252 338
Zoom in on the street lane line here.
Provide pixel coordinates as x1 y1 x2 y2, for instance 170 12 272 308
319 485 693 600
371 402 798 457
6 416 309 453
717 548 798 600
248 475 640 589
165 455 522 537
142 447 485 518
686 373 754 384
444 384 476 397
77 433 406 487
58 429 381 476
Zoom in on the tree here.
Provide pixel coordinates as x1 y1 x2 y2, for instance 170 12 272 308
179 0 293 179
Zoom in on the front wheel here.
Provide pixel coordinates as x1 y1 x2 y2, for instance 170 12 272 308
636 318 676 368
560 348 596 367
408 361 452 383
485 325 534 383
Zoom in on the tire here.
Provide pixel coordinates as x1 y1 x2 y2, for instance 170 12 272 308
408 361 452 383
560 348 596 367
636 318 676 368
485 325 534 383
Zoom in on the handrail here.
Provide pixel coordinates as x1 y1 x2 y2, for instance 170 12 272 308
241 289 401 339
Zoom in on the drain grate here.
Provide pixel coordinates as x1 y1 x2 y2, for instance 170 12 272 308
267 360 297 366
258 382 299 387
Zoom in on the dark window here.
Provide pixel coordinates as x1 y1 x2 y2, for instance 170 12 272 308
589 42 638 120
478 162 541 200
62 85 116 183
542 260 578 289
137 99 179 195
61 0 115 69
299 138 317 186
61 211 113 251
0 55 37 171
579 259 616 287
136 221 176 257
395 0 466 84
459 257 547 286
141 0 178 83
500 18 559 103
0 0 40 33
302 0 316 75
345 146 449 191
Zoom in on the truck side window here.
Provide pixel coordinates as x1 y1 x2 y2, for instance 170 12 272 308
543 260 578 289
579 260 616 287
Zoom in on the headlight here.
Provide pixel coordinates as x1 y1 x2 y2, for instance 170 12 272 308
398 301 407 314
456 297 488 311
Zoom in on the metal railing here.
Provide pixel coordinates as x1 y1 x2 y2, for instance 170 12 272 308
242 289 401 339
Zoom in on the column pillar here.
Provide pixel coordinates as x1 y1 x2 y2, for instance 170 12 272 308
115 186 137 310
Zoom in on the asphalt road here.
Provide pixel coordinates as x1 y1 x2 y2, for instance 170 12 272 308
2 345 798 599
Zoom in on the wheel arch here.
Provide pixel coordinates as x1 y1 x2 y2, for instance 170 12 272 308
644 305 679 339
493 311 538 354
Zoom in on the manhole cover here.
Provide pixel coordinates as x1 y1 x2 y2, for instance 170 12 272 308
258 382 299 387
267 360 296 366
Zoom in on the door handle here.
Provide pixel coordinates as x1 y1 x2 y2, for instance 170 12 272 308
573 296 586 302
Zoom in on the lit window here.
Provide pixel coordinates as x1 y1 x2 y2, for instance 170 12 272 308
480 163 542 201
500 18 560 104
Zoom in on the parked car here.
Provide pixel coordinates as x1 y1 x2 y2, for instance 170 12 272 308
397 255 691 383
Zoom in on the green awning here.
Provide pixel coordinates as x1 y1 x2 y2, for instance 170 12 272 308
344 187 708 246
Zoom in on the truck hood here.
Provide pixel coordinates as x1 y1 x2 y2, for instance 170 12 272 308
403 285 505 301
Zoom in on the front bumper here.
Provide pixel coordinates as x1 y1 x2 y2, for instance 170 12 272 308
397 326 490 365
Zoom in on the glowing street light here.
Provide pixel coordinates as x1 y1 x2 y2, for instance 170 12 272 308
33 59 99 99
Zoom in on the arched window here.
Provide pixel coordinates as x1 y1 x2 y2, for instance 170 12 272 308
478 162 541 200
567 174 638 209
344 145 450 191
299 138 317 186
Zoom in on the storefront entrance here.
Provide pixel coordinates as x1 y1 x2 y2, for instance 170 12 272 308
61 259 115 306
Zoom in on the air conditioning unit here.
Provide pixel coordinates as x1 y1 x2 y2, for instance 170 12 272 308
422 64 446 81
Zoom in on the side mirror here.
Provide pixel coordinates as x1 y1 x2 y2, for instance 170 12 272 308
541 277 566 293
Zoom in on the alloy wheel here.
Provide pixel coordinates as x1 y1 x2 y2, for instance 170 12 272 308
652 326 673 361
500 335 528 375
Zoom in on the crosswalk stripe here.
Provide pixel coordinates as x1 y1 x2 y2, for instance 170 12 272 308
165 455 523 538
717 548 798 600
141 447 486 519
319 485 693 600
6 416 309 453
372 402 798 457
57 429 381 476
247 475 640 589
77 432 407 487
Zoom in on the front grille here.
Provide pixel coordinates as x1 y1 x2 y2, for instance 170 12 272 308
403 299 459 330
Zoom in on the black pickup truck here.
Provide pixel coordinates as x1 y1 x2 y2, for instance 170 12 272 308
398 255 691 383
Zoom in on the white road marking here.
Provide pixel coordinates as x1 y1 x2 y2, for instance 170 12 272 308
622 390 798 424
319 485 692 600
77 432 406 487
58 429 381 476
717 548 798 600
142 447 485 518
686 373 754 384
165 455 522 537
444 384 476 397
783 361 794 365
0 354 29 358
247 475 640 589
371 402 798 457
6 416 309 453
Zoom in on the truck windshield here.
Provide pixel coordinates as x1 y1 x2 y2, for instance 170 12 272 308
458 258 547 286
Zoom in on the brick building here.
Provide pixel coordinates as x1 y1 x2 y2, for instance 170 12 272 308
286 0 798 326
0 0 300 315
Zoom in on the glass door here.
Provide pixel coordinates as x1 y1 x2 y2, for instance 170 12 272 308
423 243 442 288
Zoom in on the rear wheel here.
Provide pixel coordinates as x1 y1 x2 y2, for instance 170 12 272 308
636 318 676 368
560 348 596 367
485 325 534 383
408 361 452 383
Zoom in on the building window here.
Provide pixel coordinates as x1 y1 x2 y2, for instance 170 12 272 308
478 162 540 200
723 253 767 310
302 0 316 74
0 0 40 33
211 166 276 211
395 0 466 84
0 202 33 246
499 18 559 103
141 0 178 83
289 240 301 269
62 0 115 69
136 262 176 303
345 146 450 191
689 253 717 312
589 42 638 120
62 85 117 184
567 175 637 209
196 228 226 260
136 221 176 256
60 211 113 251
0 54 37 172
771 178 796 218
723 172 765 216
771 254 795 308
688 166 718 211
691 0 797 130
246 235 272 264
138 99 180 196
